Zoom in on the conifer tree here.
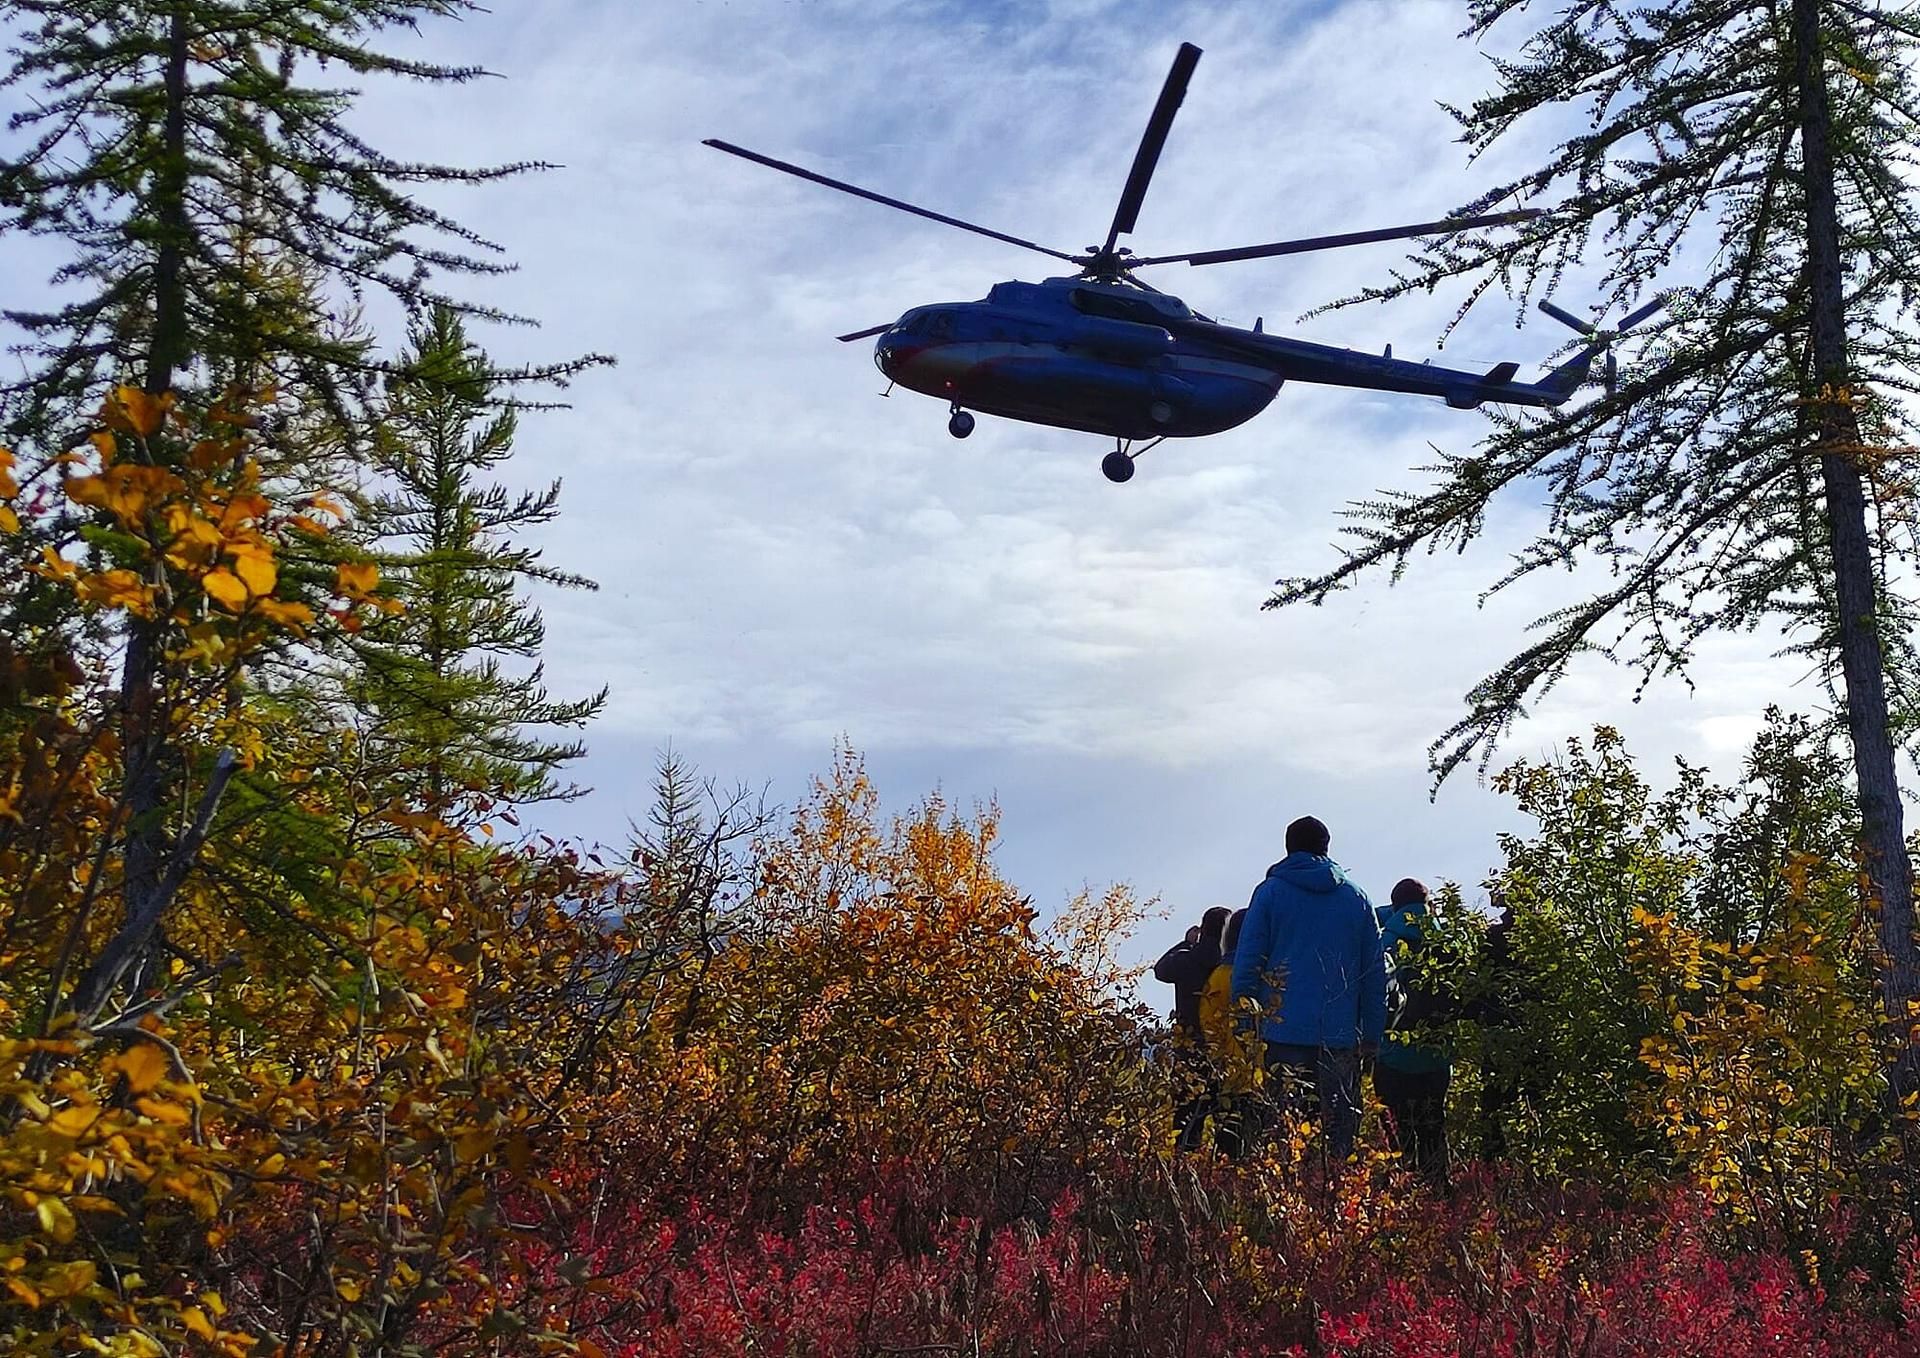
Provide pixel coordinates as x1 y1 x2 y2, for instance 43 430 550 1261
349 305 605 813
1278 1 1920 1073
0 2 606 1020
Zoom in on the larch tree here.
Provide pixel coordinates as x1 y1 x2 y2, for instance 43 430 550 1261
1275 0 1920 1075
349 304 605 815
0 0 606 1024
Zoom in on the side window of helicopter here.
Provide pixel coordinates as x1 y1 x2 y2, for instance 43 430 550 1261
1070 289 1163 326
926 312 954 340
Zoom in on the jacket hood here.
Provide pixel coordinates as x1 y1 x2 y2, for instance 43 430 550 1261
1264 851 1345 895
1379 898 1427 944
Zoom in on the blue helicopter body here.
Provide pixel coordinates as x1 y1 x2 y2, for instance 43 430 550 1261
873 276 1591 444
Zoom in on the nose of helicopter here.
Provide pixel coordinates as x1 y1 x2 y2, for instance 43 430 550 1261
873 326 906 377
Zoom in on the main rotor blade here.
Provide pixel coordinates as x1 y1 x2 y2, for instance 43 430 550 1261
704 139 1078 263
1102 42 1203 255
1129 209 1542 267
836 323 893 342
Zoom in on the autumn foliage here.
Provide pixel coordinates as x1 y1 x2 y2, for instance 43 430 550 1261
9 407 1920 1355
8 5 1920 1355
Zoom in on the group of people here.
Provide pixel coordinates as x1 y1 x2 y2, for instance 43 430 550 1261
1152 814 1453 1178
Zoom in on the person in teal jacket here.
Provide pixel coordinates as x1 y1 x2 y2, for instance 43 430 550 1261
1230 815 1385 1160
1376 878 1451 1182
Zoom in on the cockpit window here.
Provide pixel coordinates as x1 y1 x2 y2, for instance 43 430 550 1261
926 312 954 339
1070 289 1185 324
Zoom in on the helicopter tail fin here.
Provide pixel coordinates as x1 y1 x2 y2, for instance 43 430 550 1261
1536 343 1603 402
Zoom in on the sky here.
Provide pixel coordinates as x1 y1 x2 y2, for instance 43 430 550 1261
6 1 1825 974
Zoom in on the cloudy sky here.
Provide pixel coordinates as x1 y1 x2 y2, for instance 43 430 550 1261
17 2 1822 967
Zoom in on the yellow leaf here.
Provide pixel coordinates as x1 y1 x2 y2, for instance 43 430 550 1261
115 1041 170 1094
134 1095 190 1125
202 569 248 612
88 430 116 462
454 1126 494 1163
503 1133 532 1173
40 1259 95 1300
255 598 314 631
75 568 155 617
35 546 78 581
335 561 380 601
0 505 16 534
47 1106 98 1138
181 1305 217 1341
36 1197 76 1244
336 1276 363 1302
232 551 276 597
188 438 243 469
111 385 172 438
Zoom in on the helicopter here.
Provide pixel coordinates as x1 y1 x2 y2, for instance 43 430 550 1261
706 42 1663 483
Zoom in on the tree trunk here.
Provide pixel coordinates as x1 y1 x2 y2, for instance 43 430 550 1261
145 5 192 397
102 4 192 1018
1793 0 1919 1086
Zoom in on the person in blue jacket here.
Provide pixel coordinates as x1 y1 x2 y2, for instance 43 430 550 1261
1230 815 1385 1160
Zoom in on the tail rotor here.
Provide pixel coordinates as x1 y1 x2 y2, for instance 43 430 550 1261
1538 295 1668 395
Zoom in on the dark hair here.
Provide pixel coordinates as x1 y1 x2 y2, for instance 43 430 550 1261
1285 815 1330 856
1199 905 1230 948
1391 877 1429 906
1222 906 1248 958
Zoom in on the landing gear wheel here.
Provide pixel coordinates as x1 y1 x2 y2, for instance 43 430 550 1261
1101 451 1135 483
947 410 975 439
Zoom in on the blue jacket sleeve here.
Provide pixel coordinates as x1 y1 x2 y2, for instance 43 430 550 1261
1356 892 1387 1046
1230 886 1270 1008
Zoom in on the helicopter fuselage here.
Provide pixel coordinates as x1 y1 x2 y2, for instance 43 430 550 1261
875 278 1280 440
869 275 1591 445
